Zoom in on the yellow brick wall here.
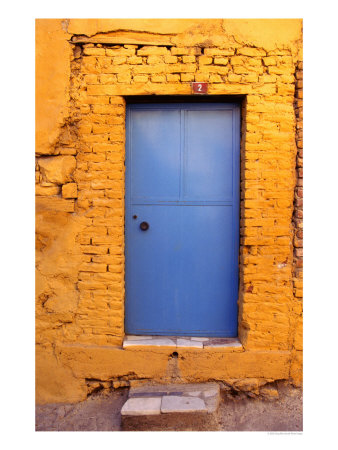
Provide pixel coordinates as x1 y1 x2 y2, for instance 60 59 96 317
35 19 303 403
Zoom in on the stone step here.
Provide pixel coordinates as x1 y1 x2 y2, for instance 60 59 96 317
121 382 221 431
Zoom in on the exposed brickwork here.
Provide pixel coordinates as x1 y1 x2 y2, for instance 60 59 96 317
35 20 303 402
290 57 303 384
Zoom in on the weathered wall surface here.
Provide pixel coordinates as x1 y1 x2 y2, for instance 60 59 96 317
35 19 303 404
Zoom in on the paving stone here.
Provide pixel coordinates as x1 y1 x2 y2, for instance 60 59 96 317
161 396 207 413
203 387 219 398
121 397 162 416
187 391 202 397
177 338 203 348
203 337 241 347
123 335 242 349
204 395 220 413
125 335 153 340
123 338 176 347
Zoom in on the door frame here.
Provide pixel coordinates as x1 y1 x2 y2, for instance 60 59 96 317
124 100 241 336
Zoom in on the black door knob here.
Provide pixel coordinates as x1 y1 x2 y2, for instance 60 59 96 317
140 221 149 231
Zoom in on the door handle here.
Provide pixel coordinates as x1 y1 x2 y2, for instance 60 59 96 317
140 221 149 231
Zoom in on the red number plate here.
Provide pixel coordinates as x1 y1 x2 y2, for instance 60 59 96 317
192 82 208 94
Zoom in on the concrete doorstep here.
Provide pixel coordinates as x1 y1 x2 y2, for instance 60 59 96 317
121 383 221 431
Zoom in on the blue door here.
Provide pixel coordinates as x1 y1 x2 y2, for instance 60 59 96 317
125 103 240 337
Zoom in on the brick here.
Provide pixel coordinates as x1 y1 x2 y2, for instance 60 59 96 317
254 84 277 95
198 56 213 65
296 188 303 198
113 56 127 65
164 55 178 64
230 56 246 66
237 47 266 57
78 123 93 134
108 264 123 273
81 245 109 255
84 74 98 84
38 156 76 184
92 104 124 114
35 182 61 196
233 65 250 74
100 64 131 75
80 263 107 273
166 64 197 73
133 75 149 83
247 58 263 67
280 74 295 83
93 255 123 264
294 286 303 298
294 237 303 248
60 147 77 155
179 73 193 82
87 85 116 95
117 73 132 83
78 281 109 290
214 57 228 65
295 248 303 257
295 259 303 268
194 73 209 82
98 74 117 85
133 64 167 74
268 66 295 75
167 74 180 82
36 197 75 212
182 55 196 63
209 74 223 83
128 56 142 64
171 47 190 56
204 48 235 56
151 74 166 83
83 47 105 56
106 47 136 56
137 46 169 56
263 56 277 66
259 74 277 83
91 143 117 153
92 124 113 134
147 55 163 64
278 84 295 95
242 73 259 83
227 73 241 83
62 183 78 199
198 65 229 75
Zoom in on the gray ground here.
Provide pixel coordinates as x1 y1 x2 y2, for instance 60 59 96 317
35 382 302 432
217 382 303 432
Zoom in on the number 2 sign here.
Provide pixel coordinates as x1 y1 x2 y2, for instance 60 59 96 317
192 82 208 94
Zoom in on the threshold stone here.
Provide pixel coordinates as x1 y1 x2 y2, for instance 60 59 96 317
161 396 207 413
121 382 221 431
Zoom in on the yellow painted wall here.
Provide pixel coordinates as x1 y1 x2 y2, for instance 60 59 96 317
35 19 303 404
